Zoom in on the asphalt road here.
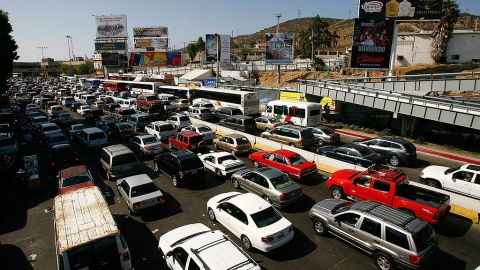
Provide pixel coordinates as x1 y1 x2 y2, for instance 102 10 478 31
1 108 479 270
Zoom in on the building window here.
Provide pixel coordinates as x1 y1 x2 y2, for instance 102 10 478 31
451 55 460 60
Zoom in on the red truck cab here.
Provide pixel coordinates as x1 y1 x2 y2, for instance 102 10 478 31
249 149 317 180
168 131 206 152
58 165 95 194
326 165 451 224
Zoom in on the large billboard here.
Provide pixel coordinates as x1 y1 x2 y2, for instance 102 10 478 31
265 33 294 64
134 37 168 50
95 41 126 52
206 34 231 63
133 27 168 38
129 52 182 67
95 15 127 39
351 19 395 69
359 0 443 20
101 53 120 66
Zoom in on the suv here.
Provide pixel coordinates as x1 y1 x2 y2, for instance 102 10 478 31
153 150 204 187
185 107 213 121
219 115 256 133
158 223 260 270
309 199 438 270
126 113 152 132
168 131 206 152
145 121 177 141
215 107 243 120
167 115 191 131
260 125 315 149
100 144 140 180
353 136 416 167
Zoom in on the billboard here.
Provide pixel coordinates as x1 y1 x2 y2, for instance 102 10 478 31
166 52 182 66
359 0 443 20
133 27 168 38
134 37 168 50
95 41 126 52
101 53 120 66
129 52 182 67
350 19 395 69
95 15 127 38
206 34 231 63
265 33 294 64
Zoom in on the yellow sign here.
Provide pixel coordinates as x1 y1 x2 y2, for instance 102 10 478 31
279 91 307 101
320 97 335 111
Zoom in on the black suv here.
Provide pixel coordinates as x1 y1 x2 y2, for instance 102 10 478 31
153 150 204 187
214 107 243 121
352 136 416 166
219 115 256 133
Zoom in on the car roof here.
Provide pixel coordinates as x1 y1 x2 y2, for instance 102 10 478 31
121 174 152 186
228 193 271 215
59 165 88 178
203 151 233 158
103 144 132 155
226 134 246 139
255 167 284 178
178 131 201 137
151 121 170 125
379 136 411 145
276 125 307 131
170 150 197 160
52 144 72 150
41 123 58 127
83 127 104 134
272 149 297 157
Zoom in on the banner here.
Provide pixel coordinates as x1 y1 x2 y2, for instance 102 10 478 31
203 78 217 88
129 52 182 67
265 33 294 64
280 92 307 101
350 19 394 69
205 34 231 63
359 0 443 20
134 37 168 50
101 53 120 66
133 27 168 37
167 52 182 66
144 52 167 67
95 42 126 52
95 15 127 38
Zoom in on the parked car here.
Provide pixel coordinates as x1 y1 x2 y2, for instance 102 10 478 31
145 121 176 141
189 102 215 112
317 143 386 167
215 107 243 120
352 136 417 166
117 174 165 215
158 223 261 270
309 199 438 270
55 113 73 125
306 125 340 146
67 123 86 140
199 151 246 177
254 116 282 131
420 163 480 199
100 144 140 180
185 107 213 121
181 124 215 143
326 164 451 224
219 115 256 133
260 125 315 149
168 131 206 152
76 127 108 149
76 105 91 116
111 122 135 139
0 134 17 155
171 98 190 110
39 123 62 139
31 116 49 129
126 113 152 132
57 165 94 194
45 132 69 149
231 167 303 208
49 144 79 171
129 134 164 157
213 134 252 155
112 107 136 121
103 103 120 114
91 101 105 110
206 192 294 252
153 150 204 187
47 105 63 118
84 108 104 124
249 149 317 180
167 115 191 131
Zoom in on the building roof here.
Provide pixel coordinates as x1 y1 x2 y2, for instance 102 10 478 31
180 69 212 81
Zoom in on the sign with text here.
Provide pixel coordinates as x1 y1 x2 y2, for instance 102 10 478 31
206 34 231 63
351 19 394 69
134 37 168 50
95 15 127 38
133 27 168 38
265 33 294 64
359 0 443 20
101 53 120 66
95 41 126 52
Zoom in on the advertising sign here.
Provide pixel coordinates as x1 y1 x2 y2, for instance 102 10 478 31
101 53 120 66
134 37 168 50
203 78 217 88
320 97 336 111
144 52 167 67
129 52 182 67
265 33 294 64
95 42 126 52
167 52 182 66
95 15 128 38
350 19 395 69
280 91 307 101
206 34 231 63
133 27 168 37
359 0 443 20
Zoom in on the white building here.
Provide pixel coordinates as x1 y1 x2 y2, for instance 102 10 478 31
395 30 480 66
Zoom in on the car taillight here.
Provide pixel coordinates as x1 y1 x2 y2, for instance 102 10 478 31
179 171 185 178
298 140 303 146
122 252 130 261
144 146 150 150
133 203 140 209
278 193 286 200
261 236 274 243
409 254 421 265
158 196 165 203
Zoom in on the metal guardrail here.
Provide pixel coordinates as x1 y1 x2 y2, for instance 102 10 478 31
325 72 480 82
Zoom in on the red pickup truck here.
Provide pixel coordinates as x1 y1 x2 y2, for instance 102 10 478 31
326 165 451 224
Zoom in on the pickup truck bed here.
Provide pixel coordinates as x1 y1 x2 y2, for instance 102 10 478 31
396 184 450 209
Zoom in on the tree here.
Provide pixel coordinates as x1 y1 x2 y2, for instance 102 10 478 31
311 58 325 71
196 37 205 52
0 10 19 94
58 64 77 76
431 0 460 63
297 15 339 59
185 43 198 61
78 62 94 75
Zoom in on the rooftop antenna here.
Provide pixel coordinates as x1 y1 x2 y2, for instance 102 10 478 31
298 9 301 19
275 13 282 34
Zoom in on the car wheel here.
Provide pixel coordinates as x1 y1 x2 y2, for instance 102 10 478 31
233 178 240 189
241 235 252 251
215 169 223 177
262 195 272 204
253 160 259 168
154 162 159 173
331 186 345 199
426 179 441 189
313 219 328 236
317 139 324 147
172 175 179 187
388 155 401 167
374 252 396 270
207 207 216 221
214 142 218 149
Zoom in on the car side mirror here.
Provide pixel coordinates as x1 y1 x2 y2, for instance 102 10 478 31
165 251 173 257
352 179 358 186
216 205 221 211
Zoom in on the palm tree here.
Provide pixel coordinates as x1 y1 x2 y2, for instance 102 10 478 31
431 0 460 63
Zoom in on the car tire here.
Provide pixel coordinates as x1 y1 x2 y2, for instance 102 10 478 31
426 179 441 189
331 186 345 199
207 207 216 221
388 155 401 167
233 178 240 189
253 160 259 168
313 218 328 236
215 169 223 177
241 235 252 251
317 139 325 147
172 175 180 187
374 252 396 270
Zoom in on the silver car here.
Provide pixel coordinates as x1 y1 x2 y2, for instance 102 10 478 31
231 167 303 208
309 199 438 270
117 174 165 215
129 135 164 157
307 126 340 146
185 107 213 121
181 124 216 142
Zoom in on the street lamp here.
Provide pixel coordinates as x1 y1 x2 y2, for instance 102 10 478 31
37 46 48 60
65 35 75 60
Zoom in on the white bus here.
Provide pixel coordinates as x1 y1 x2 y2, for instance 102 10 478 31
157 85 191 99
100 80 163 95
191 87 259 115
262 100 322 127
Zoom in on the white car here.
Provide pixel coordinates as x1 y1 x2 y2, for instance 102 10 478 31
199 152 247 177
117 174 165 215
167 115 191 131
77 105 91 116
206 192 294 252
189 102 215 112
181 124 216 142
145 121 177 141
420 164 480 199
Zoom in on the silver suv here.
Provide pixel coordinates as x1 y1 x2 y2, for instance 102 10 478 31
309 199 437 270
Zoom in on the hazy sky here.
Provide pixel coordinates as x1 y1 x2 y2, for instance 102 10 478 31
3 0 479 62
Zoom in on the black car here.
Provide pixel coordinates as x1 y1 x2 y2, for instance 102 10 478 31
49 143 79 171
111 122 135 139
153 150 204 187
70 101 83 112
214 107 243 121
84 109 104 125
352 136 417 167
317 143 385 167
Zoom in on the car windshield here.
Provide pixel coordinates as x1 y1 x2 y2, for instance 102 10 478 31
251 207 282 228
142 136 158 144
62 174 91 188
413 225 434 252
200 109 210 114
270 174 295 190
48 135 67 143
197 126 211 133
288 154 307 166
179 116 189 121
235 137 250 145
179 157 203 169
137 116 151 122
300 129 314 139
130 183 158 198
232 109 243 115
217 155 237 164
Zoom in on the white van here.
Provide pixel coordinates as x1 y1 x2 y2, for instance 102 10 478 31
118 98 137 109
76 127 108 149
80 94 97 105
54 186 132 270
262 100 322 127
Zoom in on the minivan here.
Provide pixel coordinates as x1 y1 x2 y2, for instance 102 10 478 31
261 125 315 148
219 115 256 133
76 127 108 149
100 144 140 180
126 113 152 132
80 94 96 105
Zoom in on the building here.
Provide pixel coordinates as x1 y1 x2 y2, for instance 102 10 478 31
395 30 480 66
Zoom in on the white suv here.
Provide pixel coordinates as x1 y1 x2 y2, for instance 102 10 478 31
158 223 260 270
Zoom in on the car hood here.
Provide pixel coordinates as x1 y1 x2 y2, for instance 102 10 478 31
421 166 449 179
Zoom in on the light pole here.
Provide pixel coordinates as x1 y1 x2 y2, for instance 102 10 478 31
274 13 282 84
37 46 48 60
215 34 220 88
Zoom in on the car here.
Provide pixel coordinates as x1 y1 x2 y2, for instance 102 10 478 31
48 105 64 118
98 115 119 127
57 165 94 194
153 150 204 187
260 125 315 149
103 103 120 114
249 149 317 180
167 115 191 131
254 116 282 131
117 174 165 215
231 167 303 208
76 105 91 116
129 134 164 157
213 134 252 156
189 102 215 112
0 134 17 155
317 143 386 167
91 101 105 110
126 113 152 132
306 125 340 146
420 163 480 199
76 127 108 149
45 132 69 149
111 122 135 139
31 116 49 129
352 136 417 167
181 124 215 143
199 151 247 177
49 144 79 170
112 107 136 121
158 223 261 270
219 115 256 133
55 113 73 125
68 123 86 140
185 107 214 121
309 199 438 270
171 98 190 110
84 108 104 124
100 144 140 180
145 121 177 141
39 123 62 138
168 131 206 152
206 192 294 252
215 107 243 120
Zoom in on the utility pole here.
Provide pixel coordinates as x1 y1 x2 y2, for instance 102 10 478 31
311 28 314 61
215 33 220 88
66 35 72 70
275 13 282 84
37 46 48 60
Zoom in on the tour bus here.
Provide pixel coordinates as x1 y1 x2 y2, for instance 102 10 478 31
156 85 191 99
262 100 322 127
100 80 163 96
54 186 132 270
191 87 260 115
102 81 127 93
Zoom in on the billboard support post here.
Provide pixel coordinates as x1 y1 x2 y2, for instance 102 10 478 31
216 34 219 88
388 22 399 79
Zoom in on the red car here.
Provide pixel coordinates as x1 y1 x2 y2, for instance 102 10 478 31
248 149 317 180
168 131 206 152
58 165 95 194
